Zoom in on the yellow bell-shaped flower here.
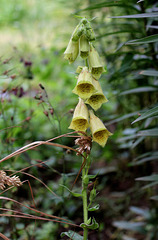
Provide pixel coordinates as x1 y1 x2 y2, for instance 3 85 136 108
72 67 96 100
79 35 90 59
89 110 112 147
69 98 89 132
86 79 108 111
88 44 105 79
64 38 79 64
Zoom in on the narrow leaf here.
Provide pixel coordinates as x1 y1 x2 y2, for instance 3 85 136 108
60 185 82 197
120 86 157 96
140 70 158 76
137 128 158 137
132 106 158 124
126 34 158 45
75 2 139 13
110 12 158 19
150 195 158 201
136 174 158 181
130 206 150 218
113 221 145 233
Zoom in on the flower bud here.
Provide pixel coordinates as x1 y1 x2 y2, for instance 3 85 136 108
64 38 79 64
86 79 108 111
69 98 89 132
76 66 83 74
89 110 112 147
79 35 90 59
72 23 84 42
84 21 96 41
88 44 105 79
73 67 96 100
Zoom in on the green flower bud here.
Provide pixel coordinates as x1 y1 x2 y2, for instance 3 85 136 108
84 21 96 42
79 35 90 59
88 44 105 79
89 110 112 147
73 67 96 100
64 38 79 64
69 98 89 132
76 66 83 74
72 23 84 42
86 79 108 111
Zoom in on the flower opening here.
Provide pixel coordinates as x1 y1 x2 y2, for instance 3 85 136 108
89 110 112 147
88 44 105 79
86 80 108 110
72 67 96 99
69 98 89 132
64 38 79 64
79 35 90 59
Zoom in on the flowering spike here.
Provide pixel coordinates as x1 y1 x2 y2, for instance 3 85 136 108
89 110 112 147
72 67 96 100
88 44 105 79
86 79 108 111
79 35 90 59
64 38 79 64
69 98 89 132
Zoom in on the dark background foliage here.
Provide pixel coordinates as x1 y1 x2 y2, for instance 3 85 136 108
0 0 158 239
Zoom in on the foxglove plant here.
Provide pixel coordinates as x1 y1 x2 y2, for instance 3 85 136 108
64 17 112 240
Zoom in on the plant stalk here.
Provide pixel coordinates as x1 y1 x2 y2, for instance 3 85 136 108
82 156 88 240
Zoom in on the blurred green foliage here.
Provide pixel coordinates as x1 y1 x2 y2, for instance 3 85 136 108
0 0 158 239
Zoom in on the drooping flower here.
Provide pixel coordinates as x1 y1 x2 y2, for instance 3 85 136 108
69 98 89 132
89 110 112 147
88 44 105 79
86 79 108 111
79 35 90 59
72 67 96 100
64 38 79 64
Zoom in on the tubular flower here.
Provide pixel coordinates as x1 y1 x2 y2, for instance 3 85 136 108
89 110 112 147
86 79 108 111
88 44 105 79
72 66 96 100
69 98 89 132
64 38 79 64
79 35 90 59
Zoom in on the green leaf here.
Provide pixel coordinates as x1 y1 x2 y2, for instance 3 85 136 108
137 128 158 137
80 217 99 230
131 136 145 149
142 181 158 190
136 174 158 181
119 86 157 96
61 230 83 240
105 111 141 126
88 204 100 212
110 12 158 19
75 2 139 13
132 106 158 124
60 185 82 197
113 221 145 233
126 34 158 45
140 70 158 77
97 30 140 39
130 155 158 166
130 206 150 218
150 195 158 201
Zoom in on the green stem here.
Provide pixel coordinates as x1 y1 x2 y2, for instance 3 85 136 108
82 156 88 240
